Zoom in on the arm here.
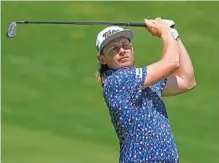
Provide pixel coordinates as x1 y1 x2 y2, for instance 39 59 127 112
144 37 179 88
143 19 180 88
162 38 196 97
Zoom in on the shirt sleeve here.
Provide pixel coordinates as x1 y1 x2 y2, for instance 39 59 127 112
148 77 167 97
103 67 147 106
158 78 167 92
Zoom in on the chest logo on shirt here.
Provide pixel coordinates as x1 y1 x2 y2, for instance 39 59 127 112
136 68 143 79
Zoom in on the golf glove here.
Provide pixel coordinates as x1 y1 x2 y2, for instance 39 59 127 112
171 28 180 40
164 19 180 40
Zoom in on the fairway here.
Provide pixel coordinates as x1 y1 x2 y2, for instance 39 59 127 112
2 1 219 163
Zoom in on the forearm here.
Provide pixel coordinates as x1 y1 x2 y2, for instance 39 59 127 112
161 22 196 96
143 32 180 88
175 38 196 86
161 31 179 64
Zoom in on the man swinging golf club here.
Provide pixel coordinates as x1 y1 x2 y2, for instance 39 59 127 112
95 17 196 163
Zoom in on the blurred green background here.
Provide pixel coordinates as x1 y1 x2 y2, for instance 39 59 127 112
1 1 219 163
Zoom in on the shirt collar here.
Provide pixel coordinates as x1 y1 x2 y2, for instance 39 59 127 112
105 68 118 77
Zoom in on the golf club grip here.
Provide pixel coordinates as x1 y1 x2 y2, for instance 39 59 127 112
130 22 175 28
128 23 146 27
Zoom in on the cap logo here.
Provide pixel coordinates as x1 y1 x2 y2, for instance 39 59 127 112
102 29 120 39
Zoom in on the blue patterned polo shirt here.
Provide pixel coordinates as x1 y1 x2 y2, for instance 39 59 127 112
103 66 179 163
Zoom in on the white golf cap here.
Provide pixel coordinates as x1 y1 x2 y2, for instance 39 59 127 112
96 26 134 55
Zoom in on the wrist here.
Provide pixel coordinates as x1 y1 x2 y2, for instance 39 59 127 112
171 28 180 40
163 19 180 40
161 30 174 41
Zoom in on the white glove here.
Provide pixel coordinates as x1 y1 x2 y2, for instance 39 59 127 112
164 19 180 40
163 19 175 28
171 28 180 40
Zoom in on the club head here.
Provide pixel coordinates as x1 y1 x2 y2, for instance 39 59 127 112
6 22 17 38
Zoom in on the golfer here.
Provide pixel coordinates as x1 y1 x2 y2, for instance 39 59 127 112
95 18 196 163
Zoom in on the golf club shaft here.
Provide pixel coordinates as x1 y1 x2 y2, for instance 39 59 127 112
15 21 147 27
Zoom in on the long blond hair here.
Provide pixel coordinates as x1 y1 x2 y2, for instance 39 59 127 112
96 63 108 86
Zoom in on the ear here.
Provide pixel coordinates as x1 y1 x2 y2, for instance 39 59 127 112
97 55 105 64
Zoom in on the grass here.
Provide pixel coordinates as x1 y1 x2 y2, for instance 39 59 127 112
2 1 219 163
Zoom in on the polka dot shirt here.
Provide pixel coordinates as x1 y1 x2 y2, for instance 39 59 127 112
103 66 179 163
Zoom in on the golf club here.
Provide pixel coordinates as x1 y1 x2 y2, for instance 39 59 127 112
6 20 175 38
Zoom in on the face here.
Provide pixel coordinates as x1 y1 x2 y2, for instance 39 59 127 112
98 37 135 69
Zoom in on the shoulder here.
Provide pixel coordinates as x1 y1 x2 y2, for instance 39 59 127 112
103 67 128 89
103 66 147 91
103 67 134 86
